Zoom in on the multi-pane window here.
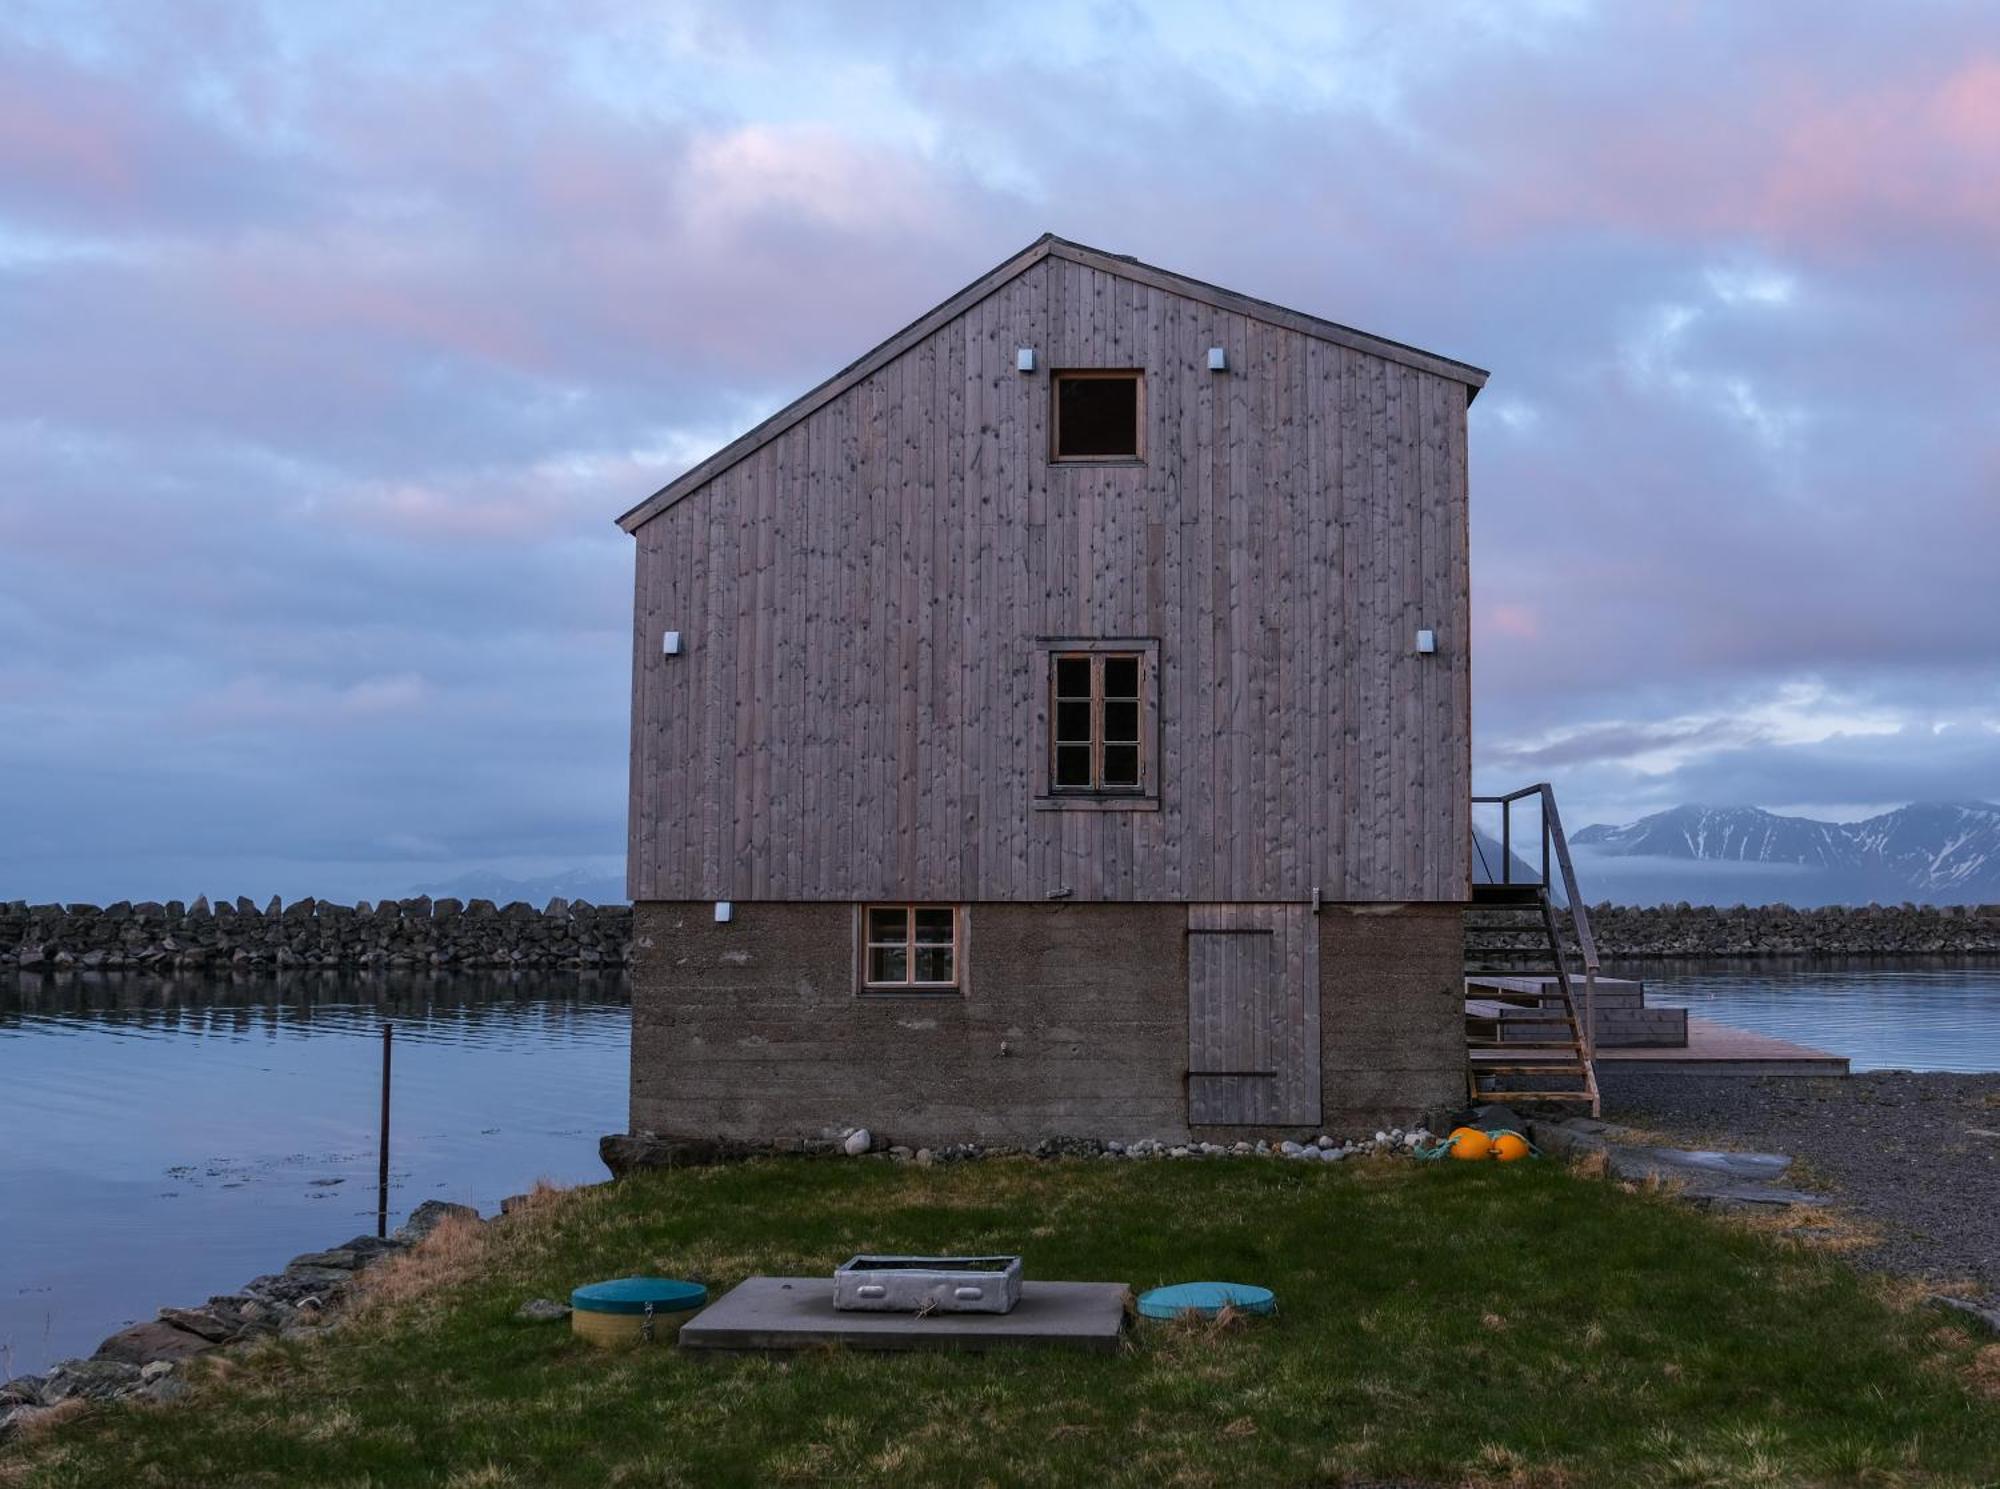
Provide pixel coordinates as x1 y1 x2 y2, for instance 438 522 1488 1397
1051 652 1145 792
863 905 959 991
1052 371 1142 461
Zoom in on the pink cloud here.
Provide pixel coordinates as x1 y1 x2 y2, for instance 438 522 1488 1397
1487 604 1542 641
179 672 432 733
0 78 134 196
325 453 676 545
1447 42 2000 255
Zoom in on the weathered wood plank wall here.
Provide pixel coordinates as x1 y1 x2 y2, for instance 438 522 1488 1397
628 254 1471 903
1185 903 1321 1125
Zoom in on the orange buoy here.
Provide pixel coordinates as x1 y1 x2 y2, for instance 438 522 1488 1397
1445 1125 1491 1161
1489 1129 1532 1162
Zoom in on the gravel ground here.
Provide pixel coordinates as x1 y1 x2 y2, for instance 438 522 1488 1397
1599 1069 2000 1294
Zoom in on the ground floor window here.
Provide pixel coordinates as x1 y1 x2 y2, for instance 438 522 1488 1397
861 905 961 992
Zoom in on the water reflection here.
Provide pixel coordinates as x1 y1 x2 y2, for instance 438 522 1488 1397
1616 957 2000 1074
1 970 628 1378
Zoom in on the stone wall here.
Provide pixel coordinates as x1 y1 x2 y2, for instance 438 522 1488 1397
3 896 632 972
629 899 1467 1147
1319 903 1466 1128
1478 902 2000 961
629 900 1193 1146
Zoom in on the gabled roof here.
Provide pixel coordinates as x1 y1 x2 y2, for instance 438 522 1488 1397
616 233 1489 533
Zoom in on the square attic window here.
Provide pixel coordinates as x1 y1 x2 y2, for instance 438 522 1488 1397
1053 371 1142 461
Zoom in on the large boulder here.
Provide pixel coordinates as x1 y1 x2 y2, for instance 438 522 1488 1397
157 1305 240 1343
92 1320 217 1367
41 1359 142 1402
287 1248 361 1271
394 1199 481 1243
242 1270 349 1308
0 1375 44 1408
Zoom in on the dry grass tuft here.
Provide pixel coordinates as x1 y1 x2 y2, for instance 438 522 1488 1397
1876 1274 1955 1315
1566 1148 1610 1180
1724 1202 1881 1257
503 1177 571 1218
350 1216 494 1318
3 1399 88 1444
1967 1344 2000 1401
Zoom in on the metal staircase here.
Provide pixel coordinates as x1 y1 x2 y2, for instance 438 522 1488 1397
1467 785 1601 1115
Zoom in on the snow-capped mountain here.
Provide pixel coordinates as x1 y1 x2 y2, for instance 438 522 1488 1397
1571 802 2000 905
1572 805 1853 868
1845 803 2000 899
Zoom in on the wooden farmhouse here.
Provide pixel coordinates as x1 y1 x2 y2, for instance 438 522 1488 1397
616 233 1552 1147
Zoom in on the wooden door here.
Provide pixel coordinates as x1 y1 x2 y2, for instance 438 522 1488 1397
1186 905 1321 1126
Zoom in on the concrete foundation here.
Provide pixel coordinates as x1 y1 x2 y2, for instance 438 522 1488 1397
629 900 1464 1146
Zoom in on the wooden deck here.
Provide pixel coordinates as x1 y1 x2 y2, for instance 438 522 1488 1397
1594 1017 1850 1077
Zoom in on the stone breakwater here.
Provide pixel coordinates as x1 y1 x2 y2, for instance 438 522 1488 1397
4 895 632 973
1475 902 2000 960
9 898 2000 975
0 1200 484 1444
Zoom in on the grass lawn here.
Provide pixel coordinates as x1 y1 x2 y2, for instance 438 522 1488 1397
6 1155 2000 1487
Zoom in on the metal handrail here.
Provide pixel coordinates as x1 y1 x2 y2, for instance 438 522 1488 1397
1471 783 1601 1062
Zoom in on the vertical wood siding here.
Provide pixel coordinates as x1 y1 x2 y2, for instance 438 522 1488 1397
1185 903 1320 1126
629 256 1471 903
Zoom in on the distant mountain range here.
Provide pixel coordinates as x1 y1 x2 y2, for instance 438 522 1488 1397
1570 802 2000 906
406 867 628 906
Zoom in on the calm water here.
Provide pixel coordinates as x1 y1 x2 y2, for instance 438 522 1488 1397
1621 958 2000 1073
1 970 627 1377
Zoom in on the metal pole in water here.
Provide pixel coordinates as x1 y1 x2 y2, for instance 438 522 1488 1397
376 1022 393 1239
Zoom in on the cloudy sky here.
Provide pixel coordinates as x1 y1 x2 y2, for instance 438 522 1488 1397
2 1 1995 902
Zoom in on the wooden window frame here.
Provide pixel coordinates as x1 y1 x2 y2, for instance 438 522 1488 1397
1050 369 1145 464
857 904 963 995
1034 638 1160 811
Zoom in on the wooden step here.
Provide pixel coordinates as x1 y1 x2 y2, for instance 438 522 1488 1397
1473 1064 1587 1076
1469 883 1546 905
1466 1040 1579 1051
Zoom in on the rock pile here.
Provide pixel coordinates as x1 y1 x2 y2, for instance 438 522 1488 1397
0 1200 480 1445
603 1126 1437 1177
1475 901 2000 961
4 897 631 973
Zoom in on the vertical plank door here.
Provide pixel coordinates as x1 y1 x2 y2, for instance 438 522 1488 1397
1186 904 1321 1125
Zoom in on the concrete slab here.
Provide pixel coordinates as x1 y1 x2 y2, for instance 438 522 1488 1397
680 1277 1129 1354
1612 1147 1794 1183
1688 1184 1831 1211
1600 1144 1825 1210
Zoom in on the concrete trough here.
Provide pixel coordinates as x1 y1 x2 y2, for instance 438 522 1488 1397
680 1276 1129 1354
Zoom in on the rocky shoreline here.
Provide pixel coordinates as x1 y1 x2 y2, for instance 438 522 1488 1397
6 898 1999 975
0 1200 482 1445
4 896 631 973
